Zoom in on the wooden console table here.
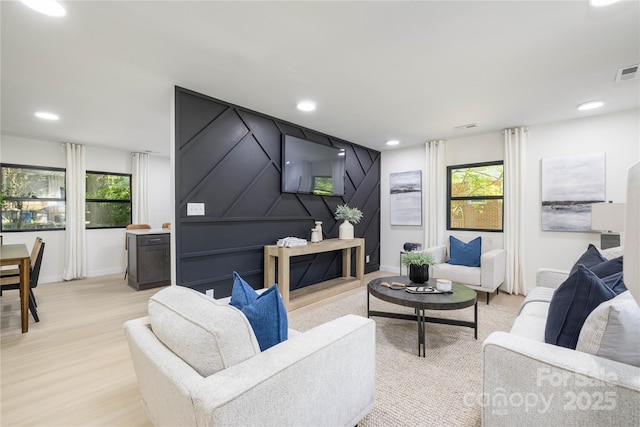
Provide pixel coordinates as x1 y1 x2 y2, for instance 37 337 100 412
264 238 365 311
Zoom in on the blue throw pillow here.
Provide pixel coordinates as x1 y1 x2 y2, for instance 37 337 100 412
239 285 288 351
569 244 607 275
588 256 623 279
448 236 482 267
601 271 627 295
545 265 617 349
228 272 288 351
229 271 258 309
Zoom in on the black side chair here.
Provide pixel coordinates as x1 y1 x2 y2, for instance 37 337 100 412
0 238 45 322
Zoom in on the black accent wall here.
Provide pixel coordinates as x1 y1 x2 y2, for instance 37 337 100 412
175 87 381 296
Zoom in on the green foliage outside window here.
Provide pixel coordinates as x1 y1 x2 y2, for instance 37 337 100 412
0 164 132 231
85 172 131 228
448 162 504 231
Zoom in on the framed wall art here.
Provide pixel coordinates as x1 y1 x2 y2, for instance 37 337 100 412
390 170 422 226
541 152 605 231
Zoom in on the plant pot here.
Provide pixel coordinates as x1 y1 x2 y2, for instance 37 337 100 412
339 220 354 239
409 264 429 284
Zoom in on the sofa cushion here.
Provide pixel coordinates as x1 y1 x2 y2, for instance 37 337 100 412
148 286 260 377
229 273 288 351
511 307 549 341
545 265 616 349
577 291 640 367
431 262 480 286
448 236 481 267
569 244 607 275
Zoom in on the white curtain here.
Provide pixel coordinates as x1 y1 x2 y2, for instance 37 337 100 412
63 143 87 281
131 152 149 224
503 127 527 295
425 140 447 248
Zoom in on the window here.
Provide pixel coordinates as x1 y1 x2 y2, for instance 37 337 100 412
1 164 66 231
447 161 504 231
85 172 131 228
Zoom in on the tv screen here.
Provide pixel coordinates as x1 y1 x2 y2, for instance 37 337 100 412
282 135 346 196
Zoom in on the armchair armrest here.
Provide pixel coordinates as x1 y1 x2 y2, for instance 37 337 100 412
483 331 640 426
536 268 569 290
480 248 505 289
192 314 376 427
425 245 447 264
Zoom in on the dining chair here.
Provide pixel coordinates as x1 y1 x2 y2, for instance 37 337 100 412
124 224 151 279
0 237 45 322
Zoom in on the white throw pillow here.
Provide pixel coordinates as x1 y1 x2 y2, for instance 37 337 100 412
576 291 640 367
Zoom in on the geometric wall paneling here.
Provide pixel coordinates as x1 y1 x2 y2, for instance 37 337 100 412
175 86 381 297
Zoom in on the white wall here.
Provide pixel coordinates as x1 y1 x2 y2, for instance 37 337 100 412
0 135 171 283
380 144 425 273
380 108 640 292
524 108 639 290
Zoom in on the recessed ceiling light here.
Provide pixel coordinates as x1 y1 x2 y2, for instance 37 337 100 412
297 101 316 112
20 0 66 17
386 140 400 146
35 111 60 120
577 100 604 111
589 0 621 7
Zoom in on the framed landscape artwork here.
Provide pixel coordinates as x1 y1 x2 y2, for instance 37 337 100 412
541 152 605 231
390 170 422 226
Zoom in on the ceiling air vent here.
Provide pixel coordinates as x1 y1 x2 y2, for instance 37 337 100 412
454 123 477 130
615 64 639 82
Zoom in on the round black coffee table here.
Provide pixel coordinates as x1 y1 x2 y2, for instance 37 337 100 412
367 276 477 357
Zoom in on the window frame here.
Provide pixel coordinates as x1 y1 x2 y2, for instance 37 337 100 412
0 163 67 232
447 160 504 232
85 170 132 229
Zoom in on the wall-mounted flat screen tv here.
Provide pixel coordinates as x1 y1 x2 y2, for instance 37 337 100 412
282 135 346 196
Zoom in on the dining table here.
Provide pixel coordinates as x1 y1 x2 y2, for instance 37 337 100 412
0 244 31 333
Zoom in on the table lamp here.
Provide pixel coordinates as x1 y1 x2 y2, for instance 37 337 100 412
591 202 625 249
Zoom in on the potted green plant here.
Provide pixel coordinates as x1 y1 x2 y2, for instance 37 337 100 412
334 204 363 239
401 251 435 284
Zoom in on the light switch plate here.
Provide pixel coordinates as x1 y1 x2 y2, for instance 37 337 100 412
187 202 205 216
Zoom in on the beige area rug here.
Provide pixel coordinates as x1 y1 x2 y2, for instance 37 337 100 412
289 289 520 427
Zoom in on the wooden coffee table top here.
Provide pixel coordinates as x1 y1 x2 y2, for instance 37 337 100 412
368 276 477 310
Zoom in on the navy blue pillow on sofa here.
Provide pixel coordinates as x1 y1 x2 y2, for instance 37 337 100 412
229 272 288 351
568 244 607 275
448 236 482 267
545 265 617 349
588 256 623 279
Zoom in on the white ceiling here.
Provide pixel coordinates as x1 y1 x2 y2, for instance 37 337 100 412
2 1 639 157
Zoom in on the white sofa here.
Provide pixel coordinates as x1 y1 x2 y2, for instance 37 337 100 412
482 161 640 426
427 236 506 304
124 286 376 427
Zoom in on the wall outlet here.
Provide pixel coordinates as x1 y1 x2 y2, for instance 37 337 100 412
205 289 215 299
366 255 370 263
187 202 205 216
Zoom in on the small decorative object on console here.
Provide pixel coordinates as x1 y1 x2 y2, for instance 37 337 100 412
335 204 363 240
276 237 308 247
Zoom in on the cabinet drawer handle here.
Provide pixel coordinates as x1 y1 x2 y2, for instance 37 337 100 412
148 238 162 243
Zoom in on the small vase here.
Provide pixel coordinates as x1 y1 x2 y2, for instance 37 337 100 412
339 220 354 239
409 265 429 284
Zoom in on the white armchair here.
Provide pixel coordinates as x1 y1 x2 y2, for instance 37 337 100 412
124 286 376 427
426 238 506 304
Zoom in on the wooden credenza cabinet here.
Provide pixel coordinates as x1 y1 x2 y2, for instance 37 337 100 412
127 230 170 290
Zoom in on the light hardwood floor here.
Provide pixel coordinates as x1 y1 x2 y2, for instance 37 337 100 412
0 271 522 426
